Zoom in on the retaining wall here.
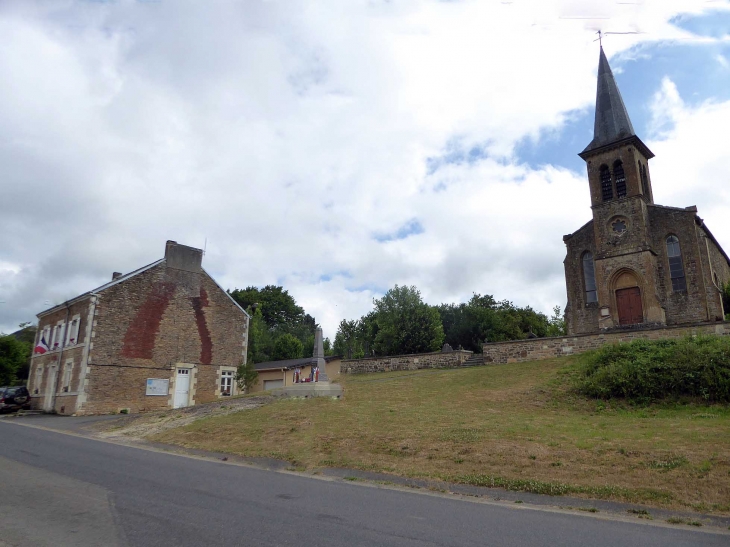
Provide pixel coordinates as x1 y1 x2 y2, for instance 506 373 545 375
341 350 473 374
482 321 730 364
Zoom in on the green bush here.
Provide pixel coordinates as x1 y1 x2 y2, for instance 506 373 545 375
575 336 730 403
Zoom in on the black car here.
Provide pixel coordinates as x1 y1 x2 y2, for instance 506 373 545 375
0 386 31 413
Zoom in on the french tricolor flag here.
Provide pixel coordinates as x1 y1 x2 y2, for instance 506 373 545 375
34 336 49 355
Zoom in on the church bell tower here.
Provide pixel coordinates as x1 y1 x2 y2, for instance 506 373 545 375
563 46 730 336
564 47 666 333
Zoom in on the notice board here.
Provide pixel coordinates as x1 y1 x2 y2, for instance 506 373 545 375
146 378 169 396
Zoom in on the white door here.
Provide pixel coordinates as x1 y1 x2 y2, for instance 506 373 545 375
174 369 190 408
43 365 57 412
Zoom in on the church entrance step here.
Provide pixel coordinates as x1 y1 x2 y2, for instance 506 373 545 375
461 355 485 367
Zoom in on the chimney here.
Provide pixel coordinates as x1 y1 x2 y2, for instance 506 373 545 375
164 240 203 273
112 272 123 281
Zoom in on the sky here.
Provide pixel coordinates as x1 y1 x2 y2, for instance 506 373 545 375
1 0 730 340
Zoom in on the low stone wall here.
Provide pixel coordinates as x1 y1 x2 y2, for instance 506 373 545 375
483 321 730 365
342 350 473 374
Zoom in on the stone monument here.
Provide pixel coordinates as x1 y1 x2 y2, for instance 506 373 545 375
313 327 328 382
280 326 342 398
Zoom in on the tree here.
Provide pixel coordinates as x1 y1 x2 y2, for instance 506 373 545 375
230 286 318 363
323 337 334 356
373 285 444 356
272 333 304 361
235 360 258 393
546 305 566 337
246 307 273 364
0 334 30 386
334 319 360 359
229 286 305 330
11 323 36 381
437 294 556 351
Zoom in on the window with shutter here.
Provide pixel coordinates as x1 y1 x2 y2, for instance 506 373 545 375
614 160 626 198
600 165 613 201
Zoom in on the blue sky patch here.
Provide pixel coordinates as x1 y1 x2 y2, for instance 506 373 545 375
426 137 492 175
670 9 730 40
372 218 424 242
514 37 730 172
319 270 352 282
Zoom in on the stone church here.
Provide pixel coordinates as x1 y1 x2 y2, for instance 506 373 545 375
563 48 730 335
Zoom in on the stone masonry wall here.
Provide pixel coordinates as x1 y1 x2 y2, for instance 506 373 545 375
29 345 86 412
79 262 248 414
341 350 473 374
483 321 730 365
648 206 709 325
28 298 92 413
564 220 599 335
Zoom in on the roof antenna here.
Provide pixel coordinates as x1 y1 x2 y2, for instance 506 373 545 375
594 29 645 47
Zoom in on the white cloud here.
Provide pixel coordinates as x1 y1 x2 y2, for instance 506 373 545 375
648 79 730 248
0 1 729 339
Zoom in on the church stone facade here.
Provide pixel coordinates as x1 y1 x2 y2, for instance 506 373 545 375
563 48 730 335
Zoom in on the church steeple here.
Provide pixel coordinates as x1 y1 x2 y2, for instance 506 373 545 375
584 47 635 153
578 46 655 206
579 47 653 160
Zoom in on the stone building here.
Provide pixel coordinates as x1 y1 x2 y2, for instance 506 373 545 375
251 356 341 392
28 241 249 415
564 48 730 335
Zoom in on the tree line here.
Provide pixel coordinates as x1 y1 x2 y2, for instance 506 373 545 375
228 285 332 364
0 323 35 386
333 285 565 359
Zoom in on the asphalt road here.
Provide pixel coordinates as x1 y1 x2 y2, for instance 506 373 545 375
0 421 725 547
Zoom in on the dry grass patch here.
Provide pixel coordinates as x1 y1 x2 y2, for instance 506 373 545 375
152 358 730 513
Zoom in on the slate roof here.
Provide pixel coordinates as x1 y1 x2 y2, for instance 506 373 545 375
255 355 340 372
579 47 653 161
36 258 249 319
582 47 635 153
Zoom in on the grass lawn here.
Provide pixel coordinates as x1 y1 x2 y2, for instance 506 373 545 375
152 358 730 513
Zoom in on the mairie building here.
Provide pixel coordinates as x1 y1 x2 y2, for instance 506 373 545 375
28 241 249 415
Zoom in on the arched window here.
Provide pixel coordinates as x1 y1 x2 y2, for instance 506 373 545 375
666 235 687 292
582 252 598 303
600 165 613 202
614 160 626 198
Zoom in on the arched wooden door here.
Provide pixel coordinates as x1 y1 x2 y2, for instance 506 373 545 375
616 287 643 325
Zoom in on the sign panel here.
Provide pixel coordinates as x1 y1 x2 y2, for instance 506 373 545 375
146 378 169 396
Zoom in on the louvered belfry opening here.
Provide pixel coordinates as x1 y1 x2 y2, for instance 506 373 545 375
613 160 626 197
600 165 613 201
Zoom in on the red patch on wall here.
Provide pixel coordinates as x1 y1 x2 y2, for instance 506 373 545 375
121 282 176 359
191 287 212 365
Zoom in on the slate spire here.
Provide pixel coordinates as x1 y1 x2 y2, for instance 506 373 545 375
582 47 636 154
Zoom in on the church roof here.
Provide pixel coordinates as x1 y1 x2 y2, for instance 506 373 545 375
581 47 650 157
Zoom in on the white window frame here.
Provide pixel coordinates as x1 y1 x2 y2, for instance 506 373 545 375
42 325 51 348
65 315 81 346
52 321 65 350
220 370 234 397
62 359 74 392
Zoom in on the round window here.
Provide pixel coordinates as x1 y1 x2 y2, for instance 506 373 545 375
611 219 627 234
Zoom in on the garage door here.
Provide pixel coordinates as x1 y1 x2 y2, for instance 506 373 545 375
263 379 284 391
